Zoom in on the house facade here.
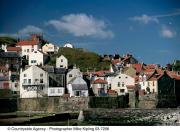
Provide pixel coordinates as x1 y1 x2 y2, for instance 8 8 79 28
56 55 68 69
91 78 108 96
66 66 82 84
42 43 59 54
111 73 135 95
28 50 48 66
67 76 88 97
44 66 66 97
20 65 48 98
16 34 42 59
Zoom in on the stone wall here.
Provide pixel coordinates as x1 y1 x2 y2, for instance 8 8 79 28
138 94 157 109
17 97 89 113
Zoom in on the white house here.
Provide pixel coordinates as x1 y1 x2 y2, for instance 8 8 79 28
66 66 82 84
56 55 68 69
91 78 108 96
16 34 42 59
28 50 48 66
138 74 158 94
111 73 135 95
63 43 74 48
20 65 49 98
67 76 88 97
42 43 59 54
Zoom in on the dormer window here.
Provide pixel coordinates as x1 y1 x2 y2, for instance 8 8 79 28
61 59 63 62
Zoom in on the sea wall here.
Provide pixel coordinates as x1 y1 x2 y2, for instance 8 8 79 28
17 97 89 113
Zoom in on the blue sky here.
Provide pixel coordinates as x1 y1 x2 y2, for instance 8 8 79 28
0 0 180 66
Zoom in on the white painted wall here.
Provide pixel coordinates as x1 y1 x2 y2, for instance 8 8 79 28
20 65 49 98
56 55 68 69
42 43 59 53
17 45 39 58
67 76 88 97
48 87 65 96
91 83 108 96
111 73 135 95
67 68 82 84
139 80 158 93
28 51 48 66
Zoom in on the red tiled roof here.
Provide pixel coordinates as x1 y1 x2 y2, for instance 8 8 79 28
131 64 142 73
93 70 110 77
107 89 117 94
167 71 180 80
16 40 39 46
0 66 8 71
92 78 108 84
6 47 21 52
144 64 157 69
144 69 155 74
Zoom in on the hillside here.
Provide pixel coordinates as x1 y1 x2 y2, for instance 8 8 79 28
49 47 110 72
0 36 17 47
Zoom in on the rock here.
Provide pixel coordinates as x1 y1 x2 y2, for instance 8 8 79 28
78 110 84 122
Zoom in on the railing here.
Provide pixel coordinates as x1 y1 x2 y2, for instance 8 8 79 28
22 83 45 86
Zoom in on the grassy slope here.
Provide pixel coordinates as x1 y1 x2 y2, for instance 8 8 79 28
49 47 110 72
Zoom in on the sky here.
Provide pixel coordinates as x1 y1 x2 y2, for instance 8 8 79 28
0 0 180 66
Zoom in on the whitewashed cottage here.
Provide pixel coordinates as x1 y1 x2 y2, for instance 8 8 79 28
66 66 82 84
28 50 48 66
56 55 68 69
111 73 135 95
20 65 48 98
67 76 88 97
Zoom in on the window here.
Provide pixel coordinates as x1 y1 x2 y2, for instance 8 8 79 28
122 82 125 87
153 81 155 86
51 89 55 94
143 82 145 86
40 79 43 83
32 49 34 52
40 73 43 77
28 79 31 84
120 89 125 93
75 91 81 96
117 82 120 87
15 83 17 87
23 79 27 84
27 49 29 52
24 74 27 77
35 79 38 82
125 76 128 79
61 59 63 62
31 60 37 63
69 74 72 77
58 89 62 93
119 77 121 79
148 82 150 86
60 65 63 67
24 49 26 52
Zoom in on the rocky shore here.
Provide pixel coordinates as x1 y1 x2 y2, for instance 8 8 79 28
84 108 180 125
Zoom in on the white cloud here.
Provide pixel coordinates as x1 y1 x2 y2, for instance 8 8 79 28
129 14 159 24
0 25 43 38
18 25 43 35
160 26 176 38
46 13 114 38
